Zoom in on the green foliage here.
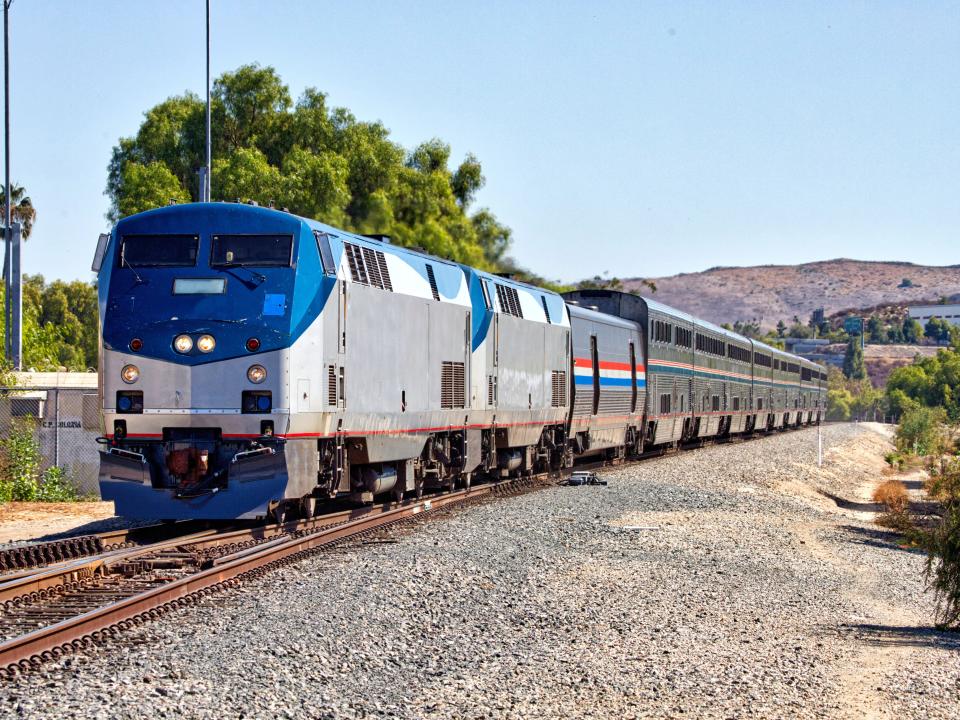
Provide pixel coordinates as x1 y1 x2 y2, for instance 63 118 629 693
911 457 960 628
108 63 513 271
0 418 79 502
0 276 98 371
827 366 884 421
36 466 79 503
0 418 40 501
903 317 924 344
866 316 886 344
886 349 960 422
924 316 952 344
730 320 763 340
116 162 191 218
776 320 787 338
895 406 948 456
884 450 906 471
843 337 866 380
0 183 36 240
827 387 853 421
899 277 914 288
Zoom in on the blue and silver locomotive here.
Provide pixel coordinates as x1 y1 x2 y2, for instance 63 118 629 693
93 203 825 520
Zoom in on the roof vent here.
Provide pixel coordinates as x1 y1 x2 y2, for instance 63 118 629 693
247 200 259 206
362 234 392 244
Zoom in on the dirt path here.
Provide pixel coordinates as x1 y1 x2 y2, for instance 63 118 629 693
785 423 953 719
0 501 116 543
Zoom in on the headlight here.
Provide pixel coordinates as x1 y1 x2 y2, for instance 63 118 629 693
197 334 216 353
247 364 267 384
121 364 140 384
173 334 193 353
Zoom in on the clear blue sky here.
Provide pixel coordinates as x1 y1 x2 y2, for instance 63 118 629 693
7 0 960 283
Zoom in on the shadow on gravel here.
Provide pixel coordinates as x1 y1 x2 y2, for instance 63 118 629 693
847 624 960 650
837 524 925 556
30 518 150 543
817 489 885 513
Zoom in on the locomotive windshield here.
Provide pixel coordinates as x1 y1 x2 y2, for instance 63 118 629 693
120 234 199 267
211 234 293 267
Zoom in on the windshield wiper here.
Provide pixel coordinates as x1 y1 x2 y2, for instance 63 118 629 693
121 254 147 286
216 263 267 286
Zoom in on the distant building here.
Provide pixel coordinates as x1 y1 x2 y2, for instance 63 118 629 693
909 304 960 327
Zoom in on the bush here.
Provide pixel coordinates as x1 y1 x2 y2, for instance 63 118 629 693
884 451 906 471
912 458 960 628
895 406 948 457
36 466 79 502
0 417 81 502
874 479 912 530
873 479 909 514
827 388 853 421
0 418 41 501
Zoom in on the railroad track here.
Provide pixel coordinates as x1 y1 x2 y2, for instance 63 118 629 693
0 520 228 576
0 475 543 679
0 423 816 679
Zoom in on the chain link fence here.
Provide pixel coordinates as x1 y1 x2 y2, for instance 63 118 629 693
0 373 101 497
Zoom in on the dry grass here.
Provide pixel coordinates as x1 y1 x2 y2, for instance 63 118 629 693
873 479 909 514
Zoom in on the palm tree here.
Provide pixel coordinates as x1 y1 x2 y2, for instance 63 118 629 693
0 183 35 240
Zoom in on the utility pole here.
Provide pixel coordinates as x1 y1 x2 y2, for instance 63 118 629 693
3 0 13 367
202 0 211 202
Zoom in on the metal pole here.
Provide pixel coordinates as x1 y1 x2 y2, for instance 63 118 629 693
3 0 10 364
204 0 211 202
53 387 60 467
10 220 19 368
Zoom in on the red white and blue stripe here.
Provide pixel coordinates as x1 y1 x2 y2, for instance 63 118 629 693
574 358 646 388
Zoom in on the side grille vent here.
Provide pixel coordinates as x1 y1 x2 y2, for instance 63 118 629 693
551 370 567 407
441 362 466 409
426 264 440 301
487 375 496 406
495 284 523 318
344 242 392 291
327 365 337 406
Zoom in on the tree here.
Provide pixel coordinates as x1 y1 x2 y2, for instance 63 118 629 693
107 63 513 271
116 162 190 219
843 337 866 380
0 276 98 371
0 183 35 239
776 320 787 338
925 317 951 344
886 348 960 422
903 317 924 344
867 316 886 344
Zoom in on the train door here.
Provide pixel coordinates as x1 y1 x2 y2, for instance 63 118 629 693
487 279 499 411
590 335 599 415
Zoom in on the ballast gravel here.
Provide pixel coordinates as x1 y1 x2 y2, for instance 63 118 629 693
3 424 960 719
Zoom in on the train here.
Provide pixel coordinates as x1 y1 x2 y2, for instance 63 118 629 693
92 202 826 521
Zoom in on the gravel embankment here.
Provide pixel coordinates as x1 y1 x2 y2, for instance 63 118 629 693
3 424 959 719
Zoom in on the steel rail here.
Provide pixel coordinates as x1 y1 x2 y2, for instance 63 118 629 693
0 423 818 677
0 481 511 677
0 520 217 575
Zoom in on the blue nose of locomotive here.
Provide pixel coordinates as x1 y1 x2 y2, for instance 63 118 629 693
99 203 328 364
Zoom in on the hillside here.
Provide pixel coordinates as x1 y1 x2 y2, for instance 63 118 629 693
622 259 960 328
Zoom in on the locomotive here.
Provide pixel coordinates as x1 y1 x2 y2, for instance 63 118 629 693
93 203 825 521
